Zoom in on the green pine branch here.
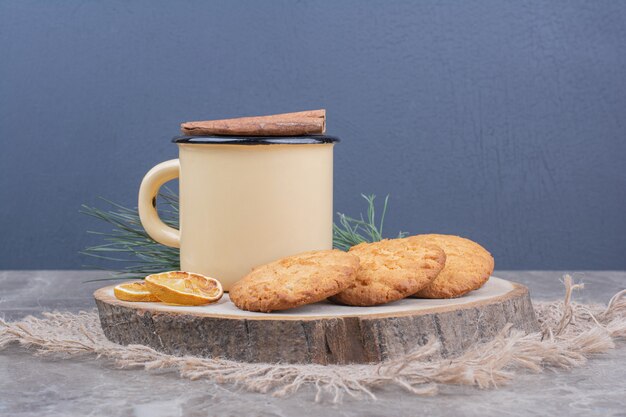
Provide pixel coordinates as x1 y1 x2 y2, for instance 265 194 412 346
81 192 405 280
333 194 407 251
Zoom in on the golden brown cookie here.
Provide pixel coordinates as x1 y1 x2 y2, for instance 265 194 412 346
409 234 494 299
229 249 359 312
329 238 446 306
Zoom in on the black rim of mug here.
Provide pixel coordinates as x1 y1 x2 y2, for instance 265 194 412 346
172 135 340 145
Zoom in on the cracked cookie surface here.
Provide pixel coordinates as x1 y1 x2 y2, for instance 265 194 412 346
409 234 494 299
229 249 359 312
330 238 446 306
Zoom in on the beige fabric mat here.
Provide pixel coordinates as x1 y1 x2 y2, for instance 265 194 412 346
1 276 624 403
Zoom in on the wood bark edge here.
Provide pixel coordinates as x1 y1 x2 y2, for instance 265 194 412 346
180 109 326 136
95 281 539 365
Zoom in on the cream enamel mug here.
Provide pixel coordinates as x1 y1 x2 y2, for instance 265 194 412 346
138 135 339 291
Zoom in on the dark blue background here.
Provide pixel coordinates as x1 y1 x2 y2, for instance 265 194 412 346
1 1 625 269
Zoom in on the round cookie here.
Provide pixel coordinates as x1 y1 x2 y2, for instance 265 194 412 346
330 239 446 306
409 234 494 299
229 249 359 312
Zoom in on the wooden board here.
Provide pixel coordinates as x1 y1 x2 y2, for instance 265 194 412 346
94 277 538 365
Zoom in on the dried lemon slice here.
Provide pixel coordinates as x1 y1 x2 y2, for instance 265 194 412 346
144 271 224 305
114 281 160 302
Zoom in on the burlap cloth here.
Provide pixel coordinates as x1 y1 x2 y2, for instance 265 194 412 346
1 276 624 403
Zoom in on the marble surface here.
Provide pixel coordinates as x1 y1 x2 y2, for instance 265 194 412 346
1 270 625 417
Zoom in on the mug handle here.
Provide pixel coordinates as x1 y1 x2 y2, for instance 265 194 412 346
138 159 181 248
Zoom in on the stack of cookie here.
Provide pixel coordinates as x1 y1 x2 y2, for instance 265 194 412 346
229 234 494 312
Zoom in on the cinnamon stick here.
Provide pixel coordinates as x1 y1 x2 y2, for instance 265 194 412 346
180 109 326 136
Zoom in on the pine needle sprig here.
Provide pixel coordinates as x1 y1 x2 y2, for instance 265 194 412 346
332 194 407 251
80 192 406 280
80 188 181 279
